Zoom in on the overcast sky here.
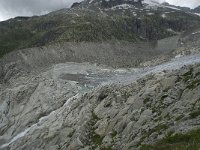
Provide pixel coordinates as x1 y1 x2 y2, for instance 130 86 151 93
0 0 199 21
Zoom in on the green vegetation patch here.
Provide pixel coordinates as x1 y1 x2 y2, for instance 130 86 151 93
141 128 200 150
182 68 194 82
87 111 104 149
186 79 200 90
189 110 200 119
111 130 117 138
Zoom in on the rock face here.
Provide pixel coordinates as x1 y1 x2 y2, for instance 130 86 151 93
1 52 200 149
75 0 143 8
193 6 200 13
71 0 143 9
101 0 143 8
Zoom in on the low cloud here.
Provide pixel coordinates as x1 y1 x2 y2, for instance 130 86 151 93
165 0 200 8
0 0 81 21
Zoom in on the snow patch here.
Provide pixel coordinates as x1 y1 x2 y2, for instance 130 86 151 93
144 0 160 9
110 4 134 10
161 14 166 18
133 12 137 16
144 0 181 11
192 31 200 35
194 13 200 16
164 6 181 11
147 12 154 15
89 0 94 4
166 28 176 33
144 0 160 6
175 54 182 58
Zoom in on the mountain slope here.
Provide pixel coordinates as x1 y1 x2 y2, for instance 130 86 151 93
0 0 200 57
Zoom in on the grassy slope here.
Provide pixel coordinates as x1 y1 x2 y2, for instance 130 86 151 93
141 128 200 150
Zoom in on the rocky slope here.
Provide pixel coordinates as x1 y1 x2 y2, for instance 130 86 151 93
1 52 200 149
